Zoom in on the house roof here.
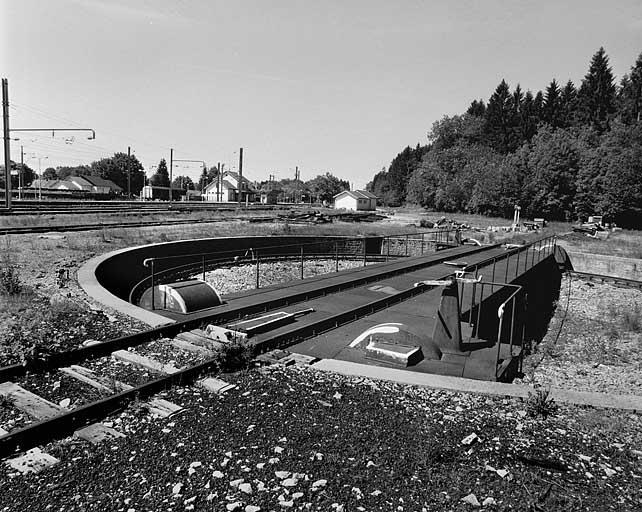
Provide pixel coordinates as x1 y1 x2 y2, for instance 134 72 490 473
333 189 379 200
223 171 252 184
31 179 65 190
79 175 123 191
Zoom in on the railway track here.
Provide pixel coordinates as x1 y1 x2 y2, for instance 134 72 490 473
568 270 642 290
0 200 284 217
0 243 503 462
0 216 268 235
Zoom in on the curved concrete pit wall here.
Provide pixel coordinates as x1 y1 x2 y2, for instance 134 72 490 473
80 235 383 325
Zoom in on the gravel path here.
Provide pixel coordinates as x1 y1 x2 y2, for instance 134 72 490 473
0 365 640 511
521 276 642 395
202 259 367 295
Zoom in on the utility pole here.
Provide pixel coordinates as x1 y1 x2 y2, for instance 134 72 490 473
127 146 131 200
2 78 11 209
238 147 243 207
169 148 173 205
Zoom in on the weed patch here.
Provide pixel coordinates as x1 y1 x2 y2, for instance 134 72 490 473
213 338 255 372
526 385 558 418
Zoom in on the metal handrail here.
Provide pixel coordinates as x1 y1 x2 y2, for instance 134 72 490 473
129 230 456 306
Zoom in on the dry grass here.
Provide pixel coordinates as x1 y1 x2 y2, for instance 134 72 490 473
559 229 642 259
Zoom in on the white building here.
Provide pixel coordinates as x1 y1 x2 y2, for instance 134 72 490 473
203 171 256 202
333 190 378 211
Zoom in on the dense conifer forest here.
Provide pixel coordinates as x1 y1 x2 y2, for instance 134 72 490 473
368 48 642 227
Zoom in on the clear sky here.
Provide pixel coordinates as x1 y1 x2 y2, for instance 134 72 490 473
1 0 641 188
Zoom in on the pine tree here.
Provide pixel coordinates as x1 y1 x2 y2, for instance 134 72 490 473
466 99 486 117
617 52 642 124
150 158 170 187
577 47 617 131
485 79 518 153
516 91 536 142
512 84 524 115
543 79 562 127
197 168 209 191
559 80 578 127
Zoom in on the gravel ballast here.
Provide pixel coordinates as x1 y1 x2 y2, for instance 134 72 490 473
1 365 640 511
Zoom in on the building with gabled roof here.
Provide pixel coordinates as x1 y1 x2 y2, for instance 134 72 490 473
333 189 378 211
203 171 257 202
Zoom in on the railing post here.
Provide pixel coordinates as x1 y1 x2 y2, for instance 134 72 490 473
491 258 496 293
405 234 409 256
475 283 484 338
504 252 510 283
421 233 425 255
202 255 206 281
386 237 390 261
470 266 478 326
524 246 528 272
531 242 536 267
495 313 505 380
363 238 367 266
459 282 465 312
255 252 260 289
509 296 516 356
300 246 304 280
150 260 155 310
336 241 339 271
515 249 520 279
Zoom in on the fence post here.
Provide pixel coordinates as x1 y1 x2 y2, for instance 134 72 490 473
255 252 260 289
363 238 367 266
386 236 390 261
421 233 425 255
202 255 206 281
300 246 304 280
515 249 520 279
524 246 528 272
405 234 409 256
336 241 339 271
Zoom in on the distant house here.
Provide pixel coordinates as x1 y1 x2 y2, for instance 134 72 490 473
259 188 280 205
333 190 378 211
203 171 257 202
30 179 68 191
184 190 202 201
67 176 123 195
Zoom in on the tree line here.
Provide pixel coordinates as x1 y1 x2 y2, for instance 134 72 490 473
4 152 351 203
368 48 642 227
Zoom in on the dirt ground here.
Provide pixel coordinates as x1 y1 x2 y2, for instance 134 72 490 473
520 276 642 395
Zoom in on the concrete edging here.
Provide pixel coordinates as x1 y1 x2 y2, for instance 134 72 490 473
77 249 176 327
312 359 642 412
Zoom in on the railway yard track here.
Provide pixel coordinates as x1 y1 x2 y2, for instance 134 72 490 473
0 243 502 467
0 216 258 235
567 270 642 290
